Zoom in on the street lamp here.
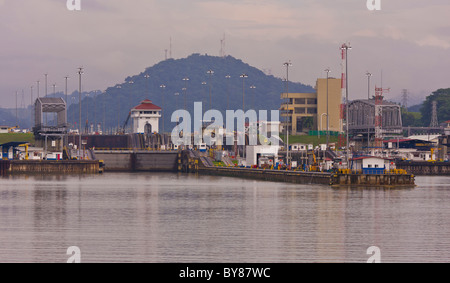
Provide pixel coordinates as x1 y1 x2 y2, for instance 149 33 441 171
116 85 122 132
45 73 48 97
160 84 166 133
325 68 331 150
174 92 180 126
240 73 248 159
78 67 84 159
366 71 372 154
250 85 256 110
283 61 292 165
225 75 231 110
240 74 248 112
30 86 34 129
144 74 150 96
182 77 189 111
201 81 207 109
341 43 352 166
207 70 214 110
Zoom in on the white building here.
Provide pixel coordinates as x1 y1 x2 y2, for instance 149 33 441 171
246 145 280 167
351 156 394 174
131 99 161 134
0 126 9 134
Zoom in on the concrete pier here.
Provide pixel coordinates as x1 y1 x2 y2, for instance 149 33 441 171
396 161 450 176
198 166 332 185
94 150 179 172
1 160 100 175
330 171 415 186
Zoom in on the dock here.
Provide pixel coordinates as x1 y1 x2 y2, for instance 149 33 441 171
0 160 101 175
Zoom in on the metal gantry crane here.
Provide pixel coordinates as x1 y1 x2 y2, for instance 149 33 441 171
374 86 390 153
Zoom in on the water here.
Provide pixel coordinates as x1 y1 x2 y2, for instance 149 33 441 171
0 173 449 263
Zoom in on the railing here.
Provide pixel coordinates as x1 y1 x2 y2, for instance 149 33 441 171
337 169 410 175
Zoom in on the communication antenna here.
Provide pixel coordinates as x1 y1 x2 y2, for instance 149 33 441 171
401 89 409 111
170 36 172 59
220 33 226 57
430 101 439 127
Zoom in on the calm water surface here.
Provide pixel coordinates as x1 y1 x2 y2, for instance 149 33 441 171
0 173 449 263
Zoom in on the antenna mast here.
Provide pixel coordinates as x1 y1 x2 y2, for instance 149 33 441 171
220 33 226 57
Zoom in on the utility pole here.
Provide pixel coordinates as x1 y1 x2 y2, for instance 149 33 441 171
340 43 351 166
78 67 84 159
283 61 292 166
366 71 372 153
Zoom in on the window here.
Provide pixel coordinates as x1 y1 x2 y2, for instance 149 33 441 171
295 108 306 114
295 98 306 105
307 98 317 105
307 108 317 114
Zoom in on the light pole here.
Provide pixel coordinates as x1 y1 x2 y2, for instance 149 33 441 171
174 92 180 126
30 86 33 129
341 43 351 166
250 85 256 110
325 68 330 150
225 75 231 110
144 74 150 96
183 77 189 111
45 73 48 97
240 74 248 159
366 71 372 154
160 84 166 133
283 61 292 166
201 81 207 109
78 67 84 159
207 70 214 110
240 74 248 112
116 85 122 132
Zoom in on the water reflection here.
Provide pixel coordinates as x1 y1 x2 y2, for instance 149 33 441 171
0 173 449 262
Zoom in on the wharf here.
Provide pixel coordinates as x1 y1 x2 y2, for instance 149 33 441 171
198 166 332 185
0 160 101 175
396 160 450 176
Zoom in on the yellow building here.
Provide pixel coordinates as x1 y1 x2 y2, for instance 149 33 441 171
281 78 342 135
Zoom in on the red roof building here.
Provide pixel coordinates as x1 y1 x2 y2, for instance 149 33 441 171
131 99 161 134
132 99 161 111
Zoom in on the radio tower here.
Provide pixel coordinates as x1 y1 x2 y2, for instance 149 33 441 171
220 33 226 58
374 86 390 152
430 101 438 127
401 89 409 111
338 44 347 148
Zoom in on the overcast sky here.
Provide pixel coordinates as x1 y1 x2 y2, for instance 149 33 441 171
1 0 449 108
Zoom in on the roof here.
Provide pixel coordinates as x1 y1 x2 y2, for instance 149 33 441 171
0 142 29 148
351 156 392 161
132 99 161 111
36 97 66 104
350 99 399 107
383 138 434 144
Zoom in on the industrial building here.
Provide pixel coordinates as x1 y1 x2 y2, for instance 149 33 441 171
131 99 161 134
280 78 342 135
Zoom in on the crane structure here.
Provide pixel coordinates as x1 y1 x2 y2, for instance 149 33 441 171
338 44 347 148
374 86 390 151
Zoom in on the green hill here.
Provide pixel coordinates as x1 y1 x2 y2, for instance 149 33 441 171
67 54 314 133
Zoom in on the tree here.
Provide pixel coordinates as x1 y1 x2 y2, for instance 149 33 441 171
420 88 450 126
